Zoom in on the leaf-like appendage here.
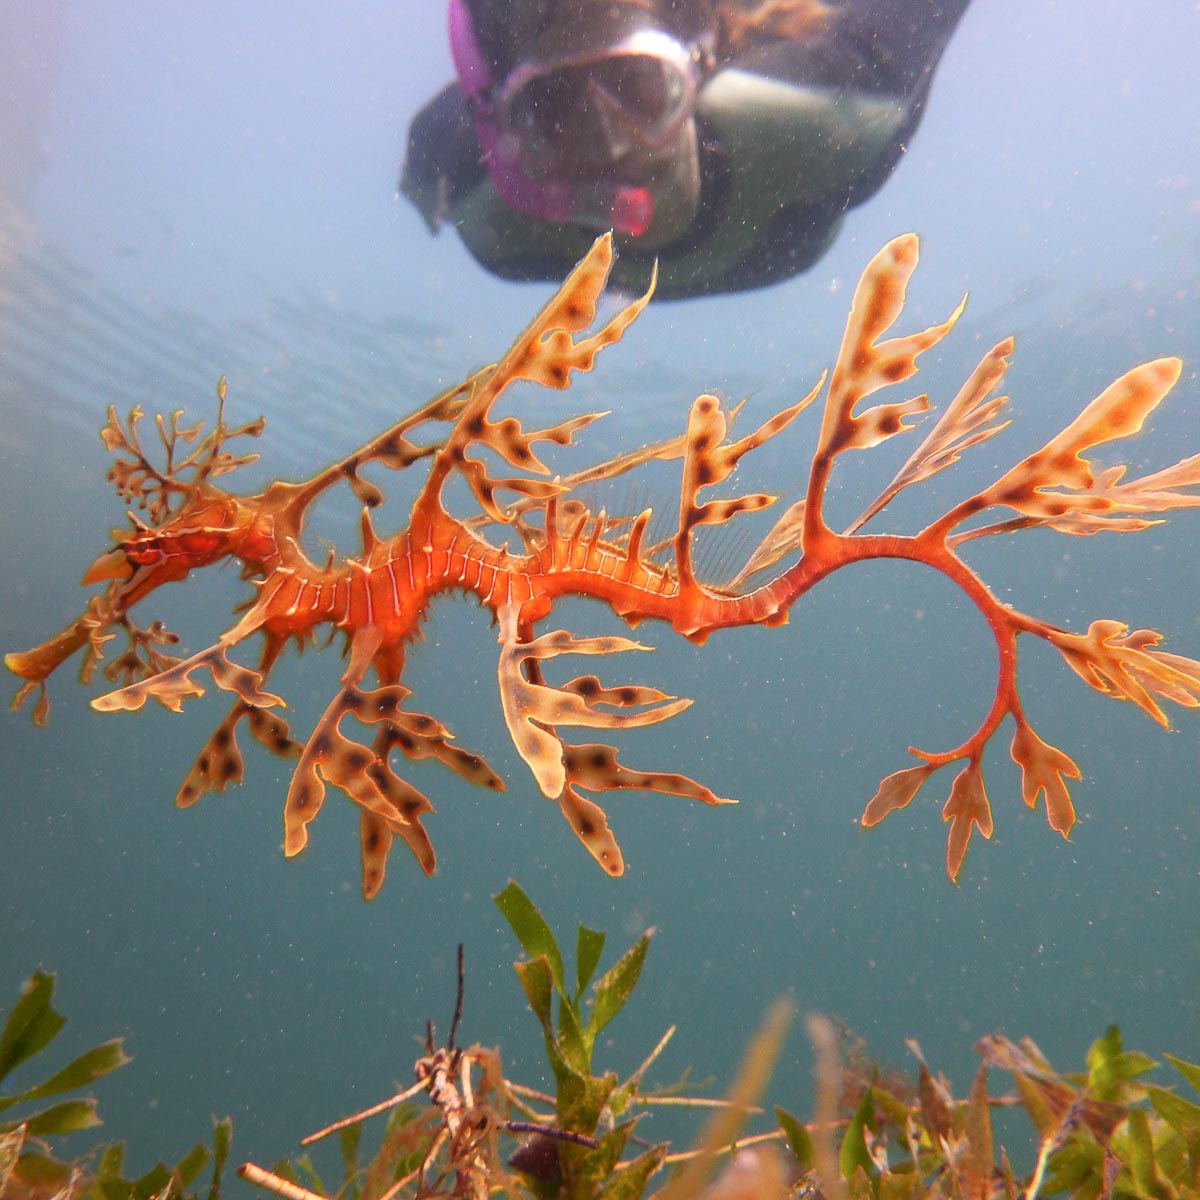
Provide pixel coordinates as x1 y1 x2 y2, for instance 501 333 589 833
538 737 736 876
674 386 819 593
1009 721 1080 836
176 701 303 809
358 812 395 900
91 644 282 714
860 764 935 828
177 707 248 805
416 233 654 526
854 338 1013 535
1038 511 1160 537
285 720 400 849
942 762 993 881
456 457 567 524
100 388 264 526
558 785 625 876
979 358 1183 523
496 606 691 799
815 233 963 462
371 698 506 791
9 679 50 727
99 619 181 691
1037 455 1200 537
563 742 732 810
559 676 674 708
486 411 607 475
276 669 496 895
729 497 807 586
1048 620 1200 727
496 604 728 874
358 767 437 897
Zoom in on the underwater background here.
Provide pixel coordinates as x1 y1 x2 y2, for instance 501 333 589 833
1 0 1198 1175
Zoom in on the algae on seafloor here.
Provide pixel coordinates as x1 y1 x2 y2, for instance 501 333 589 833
5 888 1200 1200
0 969 230 1200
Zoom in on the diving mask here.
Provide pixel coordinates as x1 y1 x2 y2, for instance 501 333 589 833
449 0 705 240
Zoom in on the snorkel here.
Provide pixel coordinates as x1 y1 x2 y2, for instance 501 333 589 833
449 0 707 241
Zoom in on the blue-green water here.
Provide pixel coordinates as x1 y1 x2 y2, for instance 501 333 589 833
1 0 1198 1178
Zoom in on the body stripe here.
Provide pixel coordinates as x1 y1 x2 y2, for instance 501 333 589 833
385 560 400 616
359 565 374 628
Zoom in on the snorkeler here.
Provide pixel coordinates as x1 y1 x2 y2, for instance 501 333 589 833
401 0 970 299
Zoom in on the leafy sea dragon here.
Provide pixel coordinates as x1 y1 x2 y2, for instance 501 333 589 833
8 234 1200 895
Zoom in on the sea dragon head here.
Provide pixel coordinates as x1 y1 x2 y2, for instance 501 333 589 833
83 490 274 605
6 380 274 718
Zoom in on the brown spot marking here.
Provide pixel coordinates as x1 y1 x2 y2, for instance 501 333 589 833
342 749 370 772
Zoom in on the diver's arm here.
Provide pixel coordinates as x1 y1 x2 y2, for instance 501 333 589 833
676 0 971 295
695 0 978 239
400 83 483 233
724 0 971 99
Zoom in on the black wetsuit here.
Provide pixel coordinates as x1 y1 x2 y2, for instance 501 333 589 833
402 0 971 299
